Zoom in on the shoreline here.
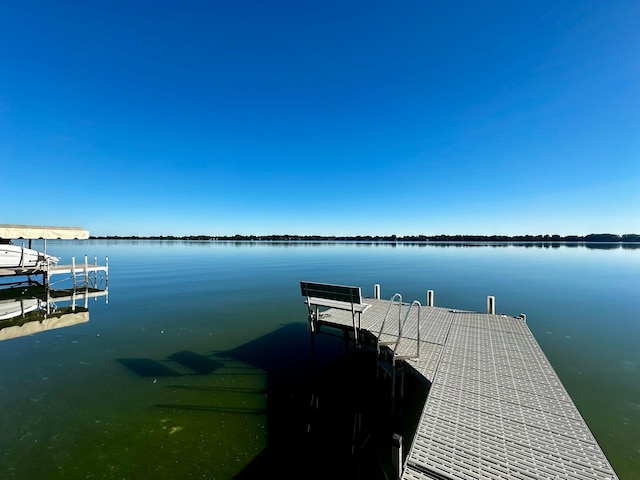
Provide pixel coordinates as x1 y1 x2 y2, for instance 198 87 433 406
88 233 639 242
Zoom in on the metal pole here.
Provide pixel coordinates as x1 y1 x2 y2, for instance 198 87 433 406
374 284 381 300
46 286 51 315
427 289 434 307
487 296 495 314
392 433 403 480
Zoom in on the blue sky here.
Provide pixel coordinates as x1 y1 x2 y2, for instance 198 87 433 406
1 1 638 236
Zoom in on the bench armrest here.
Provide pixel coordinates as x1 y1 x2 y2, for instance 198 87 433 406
306 297 371 313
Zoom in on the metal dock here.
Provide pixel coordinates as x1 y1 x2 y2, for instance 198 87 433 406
0 255 108 288
304 283 619 480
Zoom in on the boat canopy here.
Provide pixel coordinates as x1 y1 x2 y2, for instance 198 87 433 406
0 225 90 240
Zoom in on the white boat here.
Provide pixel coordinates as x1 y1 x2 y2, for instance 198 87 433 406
0 241 60 269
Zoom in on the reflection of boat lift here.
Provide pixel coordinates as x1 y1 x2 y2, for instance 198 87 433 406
0 224 108 289
0 285 108 341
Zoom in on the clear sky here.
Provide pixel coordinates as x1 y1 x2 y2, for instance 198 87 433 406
1 1 638 237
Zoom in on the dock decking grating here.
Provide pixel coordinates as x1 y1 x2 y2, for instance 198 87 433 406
313 297 618 480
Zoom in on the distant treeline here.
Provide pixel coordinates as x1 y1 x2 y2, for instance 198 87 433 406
92 233 640 242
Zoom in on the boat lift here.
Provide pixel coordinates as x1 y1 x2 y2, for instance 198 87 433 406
0 224 108 289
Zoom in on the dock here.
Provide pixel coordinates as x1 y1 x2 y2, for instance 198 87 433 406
0 255 108 288
304 283 619 480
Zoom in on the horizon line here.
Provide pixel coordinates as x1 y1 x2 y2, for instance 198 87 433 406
87 233 640 242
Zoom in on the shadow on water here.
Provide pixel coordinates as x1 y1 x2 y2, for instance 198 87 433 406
167 350 224 374
220 323 428 480
113 323 429 479
117 350 224 377
166 384 266 394
154 404 267 415
116 358 182 377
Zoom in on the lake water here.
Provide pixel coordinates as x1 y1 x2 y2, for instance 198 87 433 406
0 241 638 479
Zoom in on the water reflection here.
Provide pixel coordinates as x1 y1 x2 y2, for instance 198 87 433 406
0 285 108 341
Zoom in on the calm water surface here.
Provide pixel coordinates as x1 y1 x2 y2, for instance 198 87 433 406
0 241 638 479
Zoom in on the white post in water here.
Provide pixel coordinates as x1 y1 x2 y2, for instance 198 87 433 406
106 256 109 288
71 257 76 287
487 296 496 314
392 433 403 479
374 284 381 300
427 289 434 307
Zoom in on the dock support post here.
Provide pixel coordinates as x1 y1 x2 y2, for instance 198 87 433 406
487 296 495 314
427 289 434 307
374 284 381 300
392 433 403 480
307 328 319 435
343 329 351 355
71 257 76 288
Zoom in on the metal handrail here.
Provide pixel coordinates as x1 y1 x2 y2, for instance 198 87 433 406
395 300 422 359
378 293 403 340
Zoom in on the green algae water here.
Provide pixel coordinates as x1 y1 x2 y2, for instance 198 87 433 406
0 241 638 479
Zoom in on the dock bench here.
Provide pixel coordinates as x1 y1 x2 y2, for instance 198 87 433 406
300 281 371 342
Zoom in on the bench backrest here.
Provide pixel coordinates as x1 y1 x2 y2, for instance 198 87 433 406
300 281 362 305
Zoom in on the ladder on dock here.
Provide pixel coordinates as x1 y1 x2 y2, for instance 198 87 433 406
377 294 422 400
